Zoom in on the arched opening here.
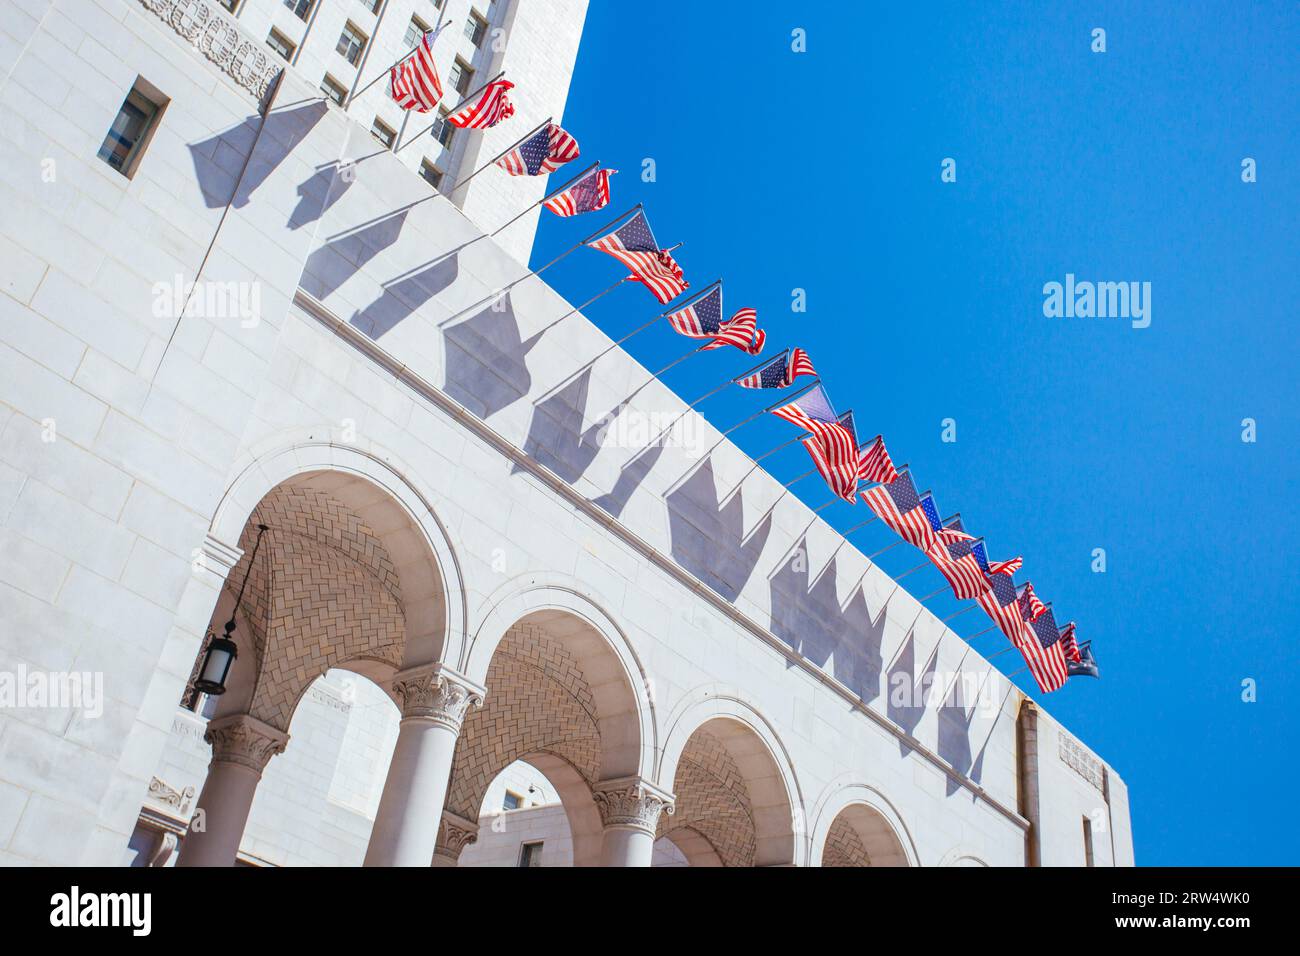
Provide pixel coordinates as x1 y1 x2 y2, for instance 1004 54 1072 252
658 716 798 867
133 469 451 866
435 609 647 866
820 803 910 867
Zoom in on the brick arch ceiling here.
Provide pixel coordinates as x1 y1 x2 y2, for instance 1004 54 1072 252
659 729 758 868
822 813 873 867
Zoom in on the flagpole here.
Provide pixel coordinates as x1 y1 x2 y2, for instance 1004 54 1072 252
917 585 949 602
866 540 905 561
398 71 508 148
433 115 552 182
1005 665 1029 679
489 159 600 237
346 19 451 108
943 604 980 624
435 204 643 327
894 561 930 582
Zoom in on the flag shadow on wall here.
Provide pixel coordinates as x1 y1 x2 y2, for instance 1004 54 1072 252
665 458 772 604
301 210 410 304
187 100 327 211
767 541 887 705
442 292 544 419
348 254 460 340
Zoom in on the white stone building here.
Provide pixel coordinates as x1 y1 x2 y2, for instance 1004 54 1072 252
0 0 1133 868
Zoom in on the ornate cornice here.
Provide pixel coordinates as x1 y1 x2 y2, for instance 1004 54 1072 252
434 811 480 862
592 777 676 834
1058 732 1106 793
392 665 485 730
138 0 282 105
205 714 289 774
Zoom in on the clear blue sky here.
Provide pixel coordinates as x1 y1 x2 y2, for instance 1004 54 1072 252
527 1 1298 866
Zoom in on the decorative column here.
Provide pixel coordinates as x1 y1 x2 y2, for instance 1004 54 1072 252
593 776 675 867
430 811 480 867
363 664 485 867
176 714 288 867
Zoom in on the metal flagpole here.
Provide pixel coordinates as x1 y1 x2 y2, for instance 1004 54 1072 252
962 624 999 641
399 71 507 148
988 645 1019 661
918 585 950 602
532 243 685 342
1005 665 1029 679
434 204 643 327
429 115 551 180
934 646 975 707
867 539 905 561
490 159 600 237
894 561 931 582
943 605 981 624
346 19 451 107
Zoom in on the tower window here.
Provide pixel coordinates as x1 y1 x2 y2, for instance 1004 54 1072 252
518 841 543 867
282 0 313 21
337 23 368 65
266 28 295 62
370 117 396 148
320 75 347 106
96 80 168 179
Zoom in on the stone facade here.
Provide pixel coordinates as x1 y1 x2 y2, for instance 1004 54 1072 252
0 0 1132 867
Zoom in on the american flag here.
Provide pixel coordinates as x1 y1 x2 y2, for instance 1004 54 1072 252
1067 642 1099 679
495 123 580 176
735 348 816 389
388 27 446 112
1017 581 1046 620
920 493 945 538
544 167 616 217
1059 621 1083 663
587 210 688 304
800 411 859 501
1017 604 1069 693
447 78 516 129
860 471 938 549
702 308 765 354
772 386 857 498
857 435 898 484
934 514 976 544
770 383 838 428
924 523 991 600
971 541 1021 576
976 572 1025 642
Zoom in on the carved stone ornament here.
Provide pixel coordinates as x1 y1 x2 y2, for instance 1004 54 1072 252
138 0 282 104
147 776 196 815
392 666 485 730
592 778 676 833
205 714 289 774
434 812 480 861
1058 731 1106 793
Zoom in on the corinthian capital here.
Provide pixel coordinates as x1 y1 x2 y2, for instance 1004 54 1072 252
205 714 289 774
433 811 480 865
592 776 676 834
391 664 486 730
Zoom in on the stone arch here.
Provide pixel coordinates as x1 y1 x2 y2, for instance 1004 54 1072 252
809 782 919 867
657 689 805 867
460 579 657 780
938 847 990 867
208 441 465 669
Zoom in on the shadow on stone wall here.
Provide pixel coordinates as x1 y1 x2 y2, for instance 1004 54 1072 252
349 254 459 339
301 210 409 302
289 160 355 230
188 100 327 211
520 368 605 483
767 541 887 704
886 628 938 757
442 292 543 418
666 458 772 603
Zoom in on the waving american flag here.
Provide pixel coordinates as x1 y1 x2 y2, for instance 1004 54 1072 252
734 348 816 389
972 540 1021 576
388 26 447 112
860 470 937 549
924 524 991 600
447 78 515 129
976 572 1026 643
800 410 859 501
666 285 762 352
544 167 616 217
495 123 580 176
857 435 898 484
587 210 688 303
1017 604 1069 693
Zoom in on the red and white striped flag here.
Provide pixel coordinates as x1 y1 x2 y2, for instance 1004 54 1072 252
735 348 816 389
978 573 1029 643
388 27 446 112
987 556 1022 576
857 435 898 484
1017 581 1047 621
1017 605 1070 693
859 471 937 549
1059 621 1083 663
544 167 616 217
702 307 765 355
800 411 859 501
924 534 990 600
495 123 580 176
447 78 515 129
587 210 688 304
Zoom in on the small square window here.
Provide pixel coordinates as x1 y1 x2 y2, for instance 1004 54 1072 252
431 109 454 149
266 28 295 62
464 12 487 47
404 16 429 49
518 841 543 867
337 23 368 65
370 117 396 149
282 0 312 21
449 59 473 96
420 160 443 190
320 74 347 106
96 81 167 179
503 790 522 811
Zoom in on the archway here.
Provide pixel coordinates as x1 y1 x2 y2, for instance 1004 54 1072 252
809 784 919 867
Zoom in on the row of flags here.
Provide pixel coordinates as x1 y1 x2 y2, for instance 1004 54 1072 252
382 26 1099 696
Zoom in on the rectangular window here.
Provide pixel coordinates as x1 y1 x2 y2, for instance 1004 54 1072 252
518 841 543 867
360 0 381 13
266 28 295 62
216 0 241 12
1082 817 1095 867
337 23 368 65
320 74 347 106
503 790 522 811
96 81 167 179
449 59 473 96
370 117 396 149
282 0 312 21
431 108 454 149
404 16 429 48
464 12 487 47
420 160 443 190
